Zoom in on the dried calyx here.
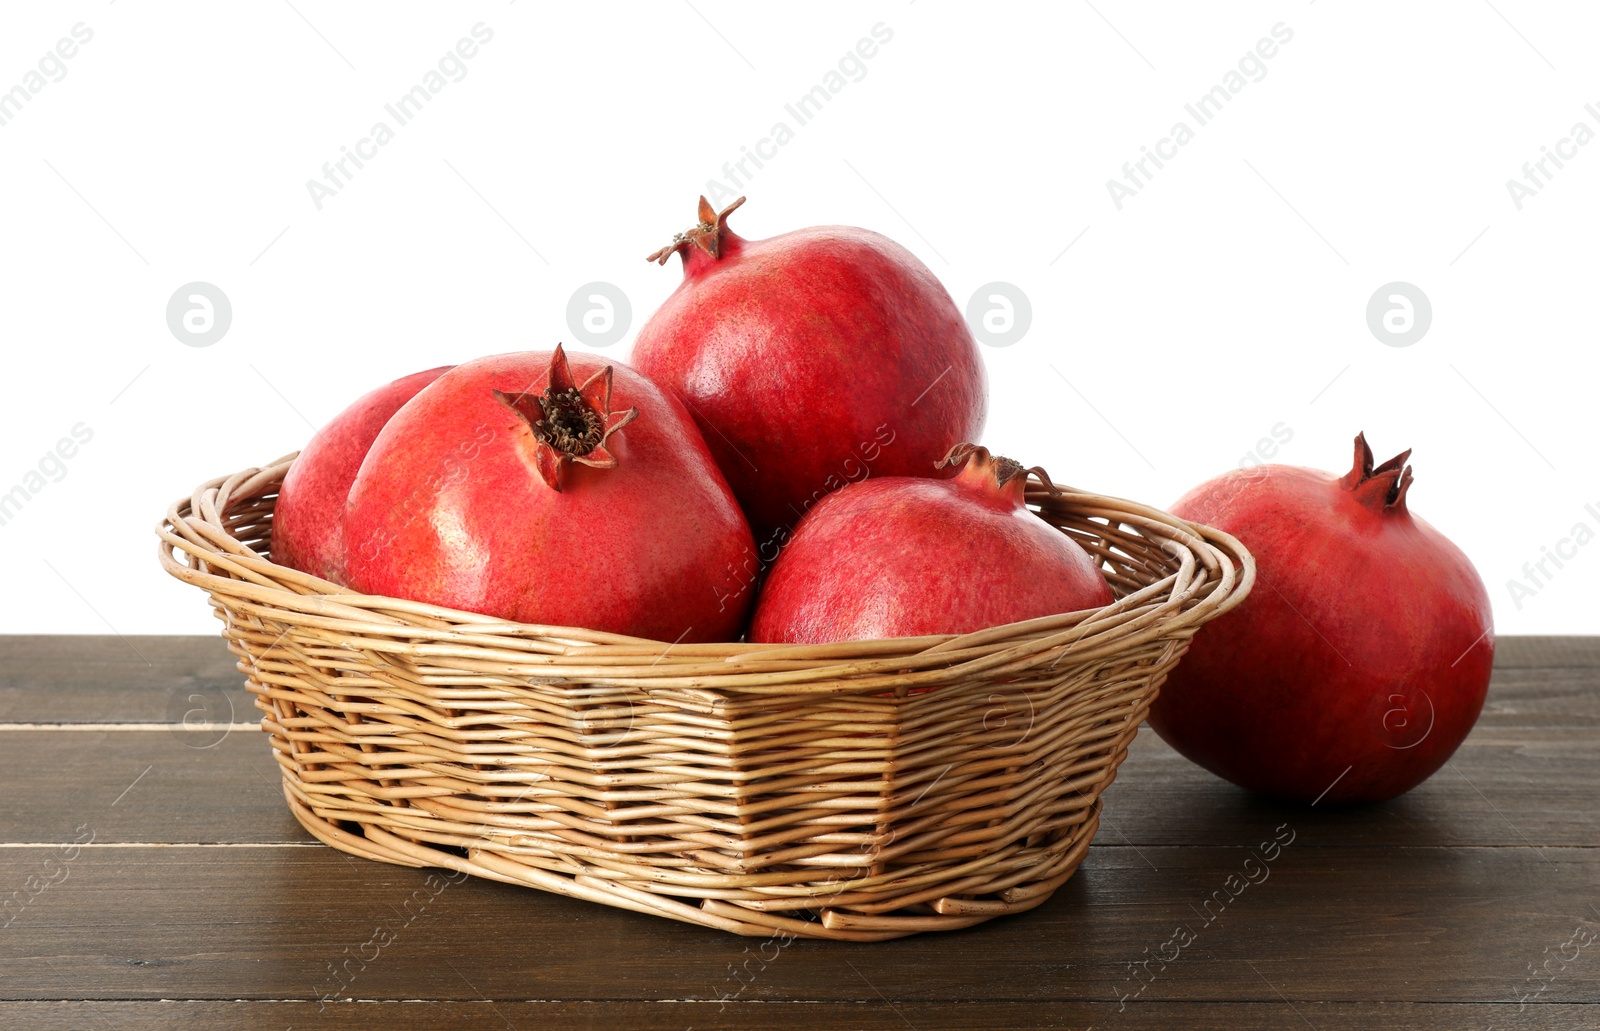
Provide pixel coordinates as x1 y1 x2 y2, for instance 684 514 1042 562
1337 431 1414 514
647 195 747 266
493 344 639 492
938 442 1060 498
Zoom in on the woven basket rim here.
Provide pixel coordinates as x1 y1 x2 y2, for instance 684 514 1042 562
156 453 1255 693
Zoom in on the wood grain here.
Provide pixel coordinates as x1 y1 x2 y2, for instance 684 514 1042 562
1490 636 1600 669
2 635 1596 1029
1 636 1591 723
2 844 1597 1005
0 731 311 845
6 640 1593 851
0 635 248 724
1097 724 1600 847
0 722 1589 848
2 1000 1595 1031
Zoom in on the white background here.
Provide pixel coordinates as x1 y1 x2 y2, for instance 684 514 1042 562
0 1 1594 635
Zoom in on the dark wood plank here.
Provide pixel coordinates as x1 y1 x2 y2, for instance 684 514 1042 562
3 845 1598 1005
4 723 1590 849
1480 667 1600 726
2 1000 1596 1031
1 635 1594 723
2 644 1591 870
1098 724 1600 847
1491 636 1600 669
0 635 249 724
0 730 311 845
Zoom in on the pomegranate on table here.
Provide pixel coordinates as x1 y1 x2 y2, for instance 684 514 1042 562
1148 433 1494 804
271 364 453 584
631 196 987 550
342 346 756 643
748 443 1112 644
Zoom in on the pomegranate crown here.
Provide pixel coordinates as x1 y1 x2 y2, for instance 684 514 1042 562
937 442 1061 496
647 195 746 267
492 344 639 493
1337 431 1414 513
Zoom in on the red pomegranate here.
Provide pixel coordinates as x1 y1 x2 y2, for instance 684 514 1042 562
272 365 452 583
342 346 756 642
631 197 987 550
748 444 1112 644
1148 433 1495 804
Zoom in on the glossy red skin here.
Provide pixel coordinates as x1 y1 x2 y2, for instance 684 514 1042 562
631 224 987 546
342 351 756 643
1149 464 1495 804
748 468 1112 644
271 365 453 584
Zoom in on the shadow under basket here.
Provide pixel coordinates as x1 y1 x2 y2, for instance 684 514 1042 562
157 455 1253 941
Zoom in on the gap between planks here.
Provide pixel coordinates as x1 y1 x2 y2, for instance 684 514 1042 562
0 842 323 849
0 842 1590 851
0 723 260 732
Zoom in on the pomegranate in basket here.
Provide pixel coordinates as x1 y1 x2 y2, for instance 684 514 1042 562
748 443 1112 643
631 196 988 548
342 346 757 643
272 364 453 584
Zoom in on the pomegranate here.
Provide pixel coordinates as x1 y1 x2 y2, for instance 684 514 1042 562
1148 433 1494 804
748 443 1112 644
342 346 756 642
631 196 987 550
272 365 452 583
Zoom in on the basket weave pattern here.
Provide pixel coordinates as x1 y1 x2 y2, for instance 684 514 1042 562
158 456 1252 941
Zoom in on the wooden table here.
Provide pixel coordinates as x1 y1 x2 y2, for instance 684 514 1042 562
2 635 1595 1029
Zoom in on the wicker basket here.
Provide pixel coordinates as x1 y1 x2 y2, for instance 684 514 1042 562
157 455 1252 941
